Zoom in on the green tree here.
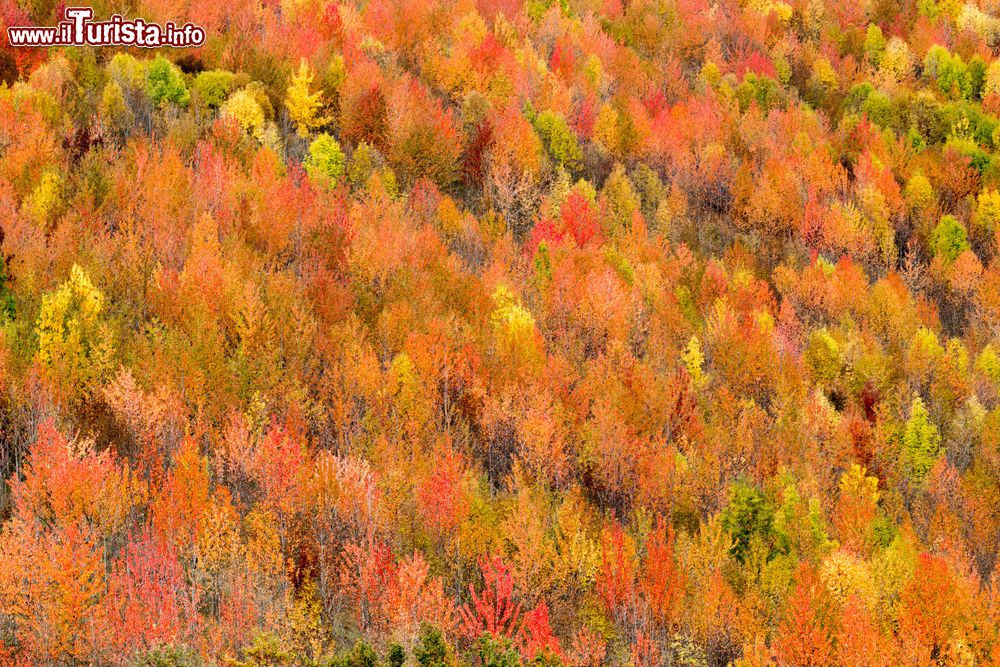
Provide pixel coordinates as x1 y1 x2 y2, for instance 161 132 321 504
601 163 639 236
146 56 189 107
327 641 378 667
348 141 378 190
930 215 969 262
470 634 522 667
924 46 971 99
969 56 987 100
385 644 405 667
722 482 774 562
773 480 833 561
629 163 666 222
533 110 581 171
976 344 1000 384
902 396 942 484
100 80 134 136
414 625 451 667
864 24 886 66
304 133 346 188
804 329 843 385
192 70 235 109
904 171 934 213
230 632 293 667
25 170 63 228
130 645 204 667
0 251 14 321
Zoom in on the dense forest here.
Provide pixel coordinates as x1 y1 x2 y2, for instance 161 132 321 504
0 0 1000 664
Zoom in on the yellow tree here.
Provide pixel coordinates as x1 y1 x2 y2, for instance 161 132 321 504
286 58 330 138
35 264 112 399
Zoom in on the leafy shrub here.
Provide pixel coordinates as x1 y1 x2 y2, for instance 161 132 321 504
722 483 774 562
130 645 204 667
146 56 189 107
924 46 971 100
930 214 969 261
304 133 346 187
414 625 451 667
220 88 267 141
533 110 582 171
192 70 235 109
902 396 942 483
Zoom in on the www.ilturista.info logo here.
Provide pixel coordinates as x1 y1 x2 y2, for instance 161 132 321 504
7 7 205 47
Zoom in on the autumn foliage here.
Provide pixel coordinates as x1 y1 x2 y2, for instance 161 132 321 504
2 0 1000 664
